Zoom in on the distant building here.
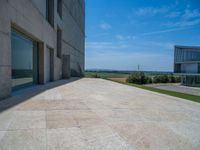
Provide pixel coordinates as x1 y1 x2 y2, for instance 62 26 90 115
174 45 200 86
0 0 85 99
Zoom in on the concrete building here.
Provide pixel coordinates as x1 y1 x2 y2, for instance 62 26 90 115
0 0 85 99
174 45 200 86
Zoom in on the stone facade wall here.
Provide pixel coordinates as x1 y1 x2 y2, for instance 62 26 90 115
0 0 85 99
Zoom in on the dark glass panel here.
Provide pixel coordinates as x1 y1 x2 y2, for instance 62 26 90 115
11 30 36 89
46 0 54 27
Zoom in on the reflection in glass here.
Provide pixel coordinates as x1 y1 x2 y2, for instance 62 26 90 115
11 30 34 89
175 48 200 62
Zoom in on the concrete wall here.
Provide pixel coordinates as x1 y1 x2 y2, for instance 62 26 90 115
62 0 85 76
0 0 11 99
0 0 85 99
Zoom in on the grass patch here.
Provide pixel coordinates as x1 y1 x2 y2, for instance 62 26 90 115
108 79 200 103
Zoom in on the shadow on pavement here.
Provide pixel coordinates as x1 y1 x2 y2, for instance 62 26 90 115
0 77 81 113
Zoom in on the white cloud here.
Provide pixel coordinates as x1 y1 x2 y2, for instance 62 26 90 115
132 36 136 40
134 5 200 28
135 6 169 16
115 35 133 41
147 41 175 50
183 9 200 19
141 27 191 36
164 8 200 27
116 35 125 40
86 42 128 49
166 11 181 18
86 39 174 53
99 23 112 30
89 33 110 38
165 19 200 27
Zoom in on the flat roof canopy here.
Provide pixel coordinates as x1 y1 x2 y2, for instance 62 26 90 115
175 45 200 50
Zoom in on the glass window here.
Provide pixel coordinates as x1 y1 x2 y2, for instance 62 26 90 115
57 27 62 58
11 29 38 89
46 0 54 27
198 63 200 73
57 0 62 18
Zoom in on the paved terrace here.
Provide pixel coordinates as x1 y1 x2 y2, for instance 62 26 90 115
0 78 200 150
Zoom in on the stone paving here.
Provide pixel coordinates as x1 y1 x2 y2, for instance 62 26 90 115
0 78 200 150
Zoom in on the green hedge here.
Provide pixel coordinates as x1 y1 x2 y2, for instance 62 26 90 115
127 72 180 84
126 72 152 84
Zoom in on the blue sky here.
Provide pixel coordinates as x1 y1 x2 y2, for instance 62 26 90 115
85 0 200 71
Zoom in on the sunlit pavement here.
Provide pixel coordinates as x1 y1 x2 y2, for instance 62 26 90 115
0 78 200 150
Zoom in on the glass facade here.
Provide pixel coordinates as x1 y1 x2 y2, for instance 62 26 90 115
11 29 38 89
182 75 200 86
175 48 200 63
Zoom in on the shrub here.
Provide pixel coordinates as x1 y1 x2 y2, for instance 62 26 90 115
126 73 181 85
91 73 101 78
174 76 181 83
153 74 181 83
147 76 153 84
126 72 150 84
153 75 169 83
169 74 176 83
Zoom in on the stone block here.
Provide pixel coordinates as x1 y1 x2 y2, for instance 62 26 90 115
0 0 9 33
0 33 11 66
0 66 11 100
62 54 71 78
0 129 46 150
